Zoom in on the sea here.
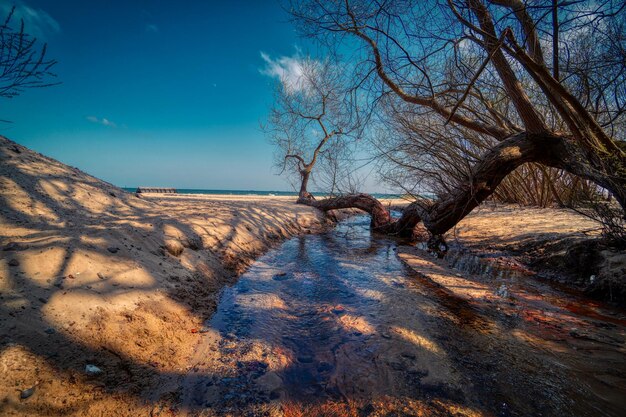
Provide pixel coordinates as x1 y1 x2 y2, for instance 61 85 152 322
121 188 403 199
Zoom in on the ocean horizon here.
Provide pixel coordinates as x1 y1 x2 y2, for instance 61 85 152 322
121 187 403 199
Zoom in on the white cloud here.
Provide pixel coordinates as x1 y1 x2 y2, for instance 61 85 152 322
1 1 60 39
86 116 117 128
456 37 481 56
145 23 158 33
260 51 311 95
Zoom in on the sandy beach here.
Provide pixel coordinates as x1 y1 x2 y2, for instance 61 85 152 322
1 136 625 416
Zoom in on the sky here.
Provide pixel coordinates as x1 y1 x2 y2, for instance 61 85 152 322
0 0 364 191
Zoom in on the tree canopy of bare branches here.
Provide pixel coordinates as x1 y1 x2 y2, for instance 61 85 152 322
0 6 58 100
281 0 626 250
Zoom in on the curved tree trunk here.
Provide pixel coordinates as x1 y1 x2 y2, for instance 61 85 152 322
402 133 625 237
299 193 392 229
545 138 626 213
419 132 546 235
298 132 626 251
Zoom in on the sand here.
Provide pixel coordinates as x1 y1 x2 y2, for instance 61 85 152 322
0 137 324 415
443 203 626 299
0 135 623 416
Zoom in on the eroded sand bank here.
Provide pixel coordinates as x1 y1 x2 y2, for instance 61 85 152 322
0 137 324 415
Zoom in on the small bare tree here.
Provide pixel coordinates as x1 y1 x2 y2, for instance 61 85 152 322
0 6 58 100
264 57 359 201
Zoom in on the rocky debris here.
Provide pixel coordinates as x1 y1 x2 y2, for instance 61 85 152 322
495 284 509 298
235 360 268 378
8 259 19 267
107 246 119 254
164 240 184 257
85 364 103 375
19 385 36 399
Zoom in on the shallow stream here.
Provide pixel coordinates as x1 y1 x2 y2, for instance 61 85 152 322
181 215 626 416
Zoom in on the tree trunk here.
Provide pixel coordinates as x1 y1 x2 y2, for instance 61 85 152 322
299 193 392 229
420 133 543 235
298 169 314 201
298 132 626 248
397 133 625 237
545 138 626 213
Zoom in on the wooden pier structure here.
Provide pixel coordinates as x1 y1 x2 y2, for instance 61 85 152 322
135 187 177 194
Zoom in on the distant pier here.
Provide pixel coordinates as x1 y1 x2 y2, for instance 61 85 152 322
135 187 177 194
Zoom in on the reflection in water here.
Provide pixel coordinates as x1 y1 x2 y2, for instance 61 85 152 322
210 216 406 402
181 215 626 417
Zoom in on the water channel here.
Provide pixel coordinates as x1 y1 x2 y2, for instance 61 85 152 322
181 215 626 416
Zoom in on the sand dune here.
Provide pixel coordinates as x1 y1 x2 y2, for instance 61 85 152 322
0 136 324 415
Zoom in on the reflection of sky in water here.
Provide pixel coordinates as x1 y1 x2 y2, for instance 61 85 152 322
208 214 409 399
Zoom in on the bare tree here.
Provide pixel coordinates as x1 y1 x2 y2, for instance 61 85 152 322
374 90 601 208
283 0 626 251
0 6 58 100
264 56 360 201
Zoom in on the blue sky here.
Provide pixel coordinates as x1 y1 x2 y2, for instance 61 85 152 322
0 0 342 191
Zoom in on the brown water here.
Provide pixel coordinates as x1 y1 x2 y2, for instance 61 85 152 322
180 215 626 416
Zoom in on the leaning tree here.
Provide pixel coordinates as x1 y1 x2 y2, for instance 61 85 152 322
285 0 626 250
